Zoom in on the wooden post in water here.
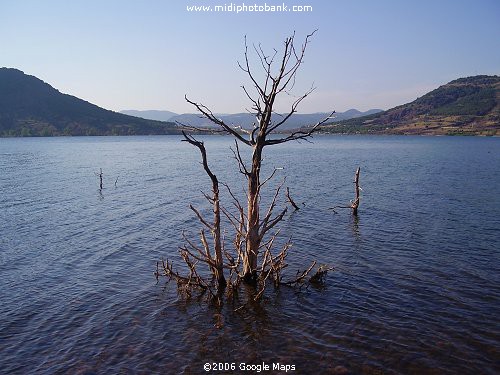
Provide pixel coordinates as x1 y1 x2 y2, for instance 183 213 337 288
351 167 360 216
98 168 103 190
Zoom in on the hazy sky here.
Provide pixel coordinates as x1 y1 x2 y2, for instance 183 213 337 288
1 0 499 114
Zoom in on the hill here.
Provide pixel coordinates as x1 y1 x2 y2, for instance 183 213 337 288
319 75 500 136
0 68 181 136
119 109 178 122
126 109 382 130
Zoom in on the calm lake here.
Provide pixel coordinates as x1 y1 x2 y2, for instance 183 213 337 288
1 135 499 374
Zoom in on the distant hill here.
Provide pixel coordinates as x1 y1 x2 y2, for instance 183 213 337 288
0 68 181 136
119 109 178 122
129 109 382 130
320 75 500 135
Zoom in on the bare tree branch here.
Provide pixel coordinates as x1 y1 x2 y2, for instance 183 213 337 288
189 204 213 231
266 86 316 134
259 167 283 189
286 187 300 210
265 111 335 145
230 140 250 175
184 97 252 146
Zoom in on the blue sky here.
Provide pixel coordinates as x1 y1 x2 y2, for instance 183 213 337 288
1 0 499 114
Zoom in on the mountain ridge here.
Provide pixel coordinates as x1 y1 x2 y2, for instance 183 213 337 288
120 109 179 122
0 68 181 136
319 75 500 135
120 109 383 130
2 69 497 137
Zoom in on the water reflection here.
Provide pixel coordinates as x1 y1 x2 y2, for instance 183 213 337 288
350 214 360 241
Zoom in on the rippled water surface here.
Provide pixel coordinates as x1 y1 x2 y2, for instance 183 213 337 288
1 135 499 374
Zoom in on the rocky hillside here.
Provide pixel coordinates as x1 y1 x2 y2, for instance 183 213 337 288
320 75 499 135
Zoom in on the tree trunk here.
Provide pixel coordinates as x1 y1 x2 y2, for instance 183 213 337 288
213 186 226 289
243 142 263 283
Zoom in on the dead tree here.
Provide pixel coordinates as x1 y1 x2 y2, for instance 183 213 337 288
184 31 333 284
159 32 334 301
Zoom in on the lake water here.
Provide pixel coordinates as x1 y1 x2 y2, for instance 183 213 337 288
0 135 499 374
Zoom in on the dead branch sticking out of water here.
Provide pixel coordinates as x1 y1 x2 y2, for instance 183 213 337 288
330 167 362 216
286 187 300 211
352 167 361 216
95 168 103 190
